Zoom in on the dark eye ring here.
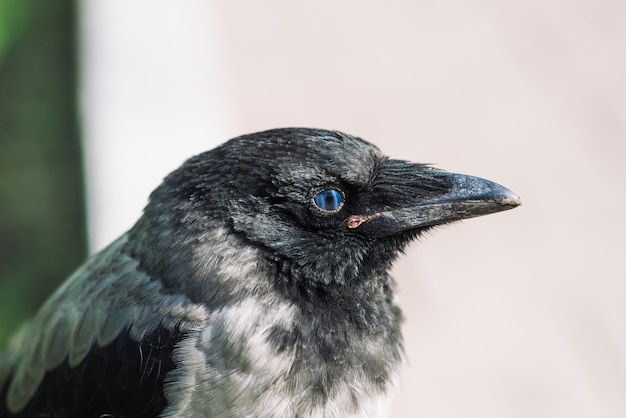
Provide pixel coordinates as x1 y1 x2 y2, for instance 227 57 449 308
313 189 344 212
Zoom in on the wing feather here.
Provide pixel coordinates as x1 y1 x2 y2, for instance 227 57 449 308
68 303 98 366
3 233 208 414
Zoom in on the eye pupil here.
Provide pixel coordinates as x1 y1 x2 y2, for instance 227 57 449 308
314 189 344 212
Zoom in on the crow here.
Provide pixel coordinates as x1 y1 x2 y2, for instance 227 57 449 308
0 128 520 417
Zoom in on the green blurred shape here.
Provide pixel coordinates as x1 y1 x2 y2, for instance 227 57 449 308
0 0 85 351
0 0 33 60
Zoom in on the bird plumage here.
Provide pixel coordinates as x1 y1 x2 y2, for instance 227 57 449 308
0 128 520 417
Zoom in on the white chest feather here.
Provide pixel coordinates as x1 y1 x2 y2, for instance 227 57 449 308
162 298 397 418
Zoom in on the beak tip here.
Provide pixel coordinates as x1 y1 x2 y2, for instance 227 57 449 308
504 193 522 208
496 188 522 209
449 173 521 206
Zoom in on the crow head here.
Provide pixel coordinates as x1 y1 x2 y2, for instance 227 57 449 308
135 128 519 304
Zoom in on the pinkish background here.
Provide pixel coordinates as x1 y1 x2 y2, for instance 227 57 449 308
81 1 626 416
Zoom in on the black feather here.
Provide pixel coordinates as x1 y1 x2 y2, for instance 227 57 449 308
0 326 184 418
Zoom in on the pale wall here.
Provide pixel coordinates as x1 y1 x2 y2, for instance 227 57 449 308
82 1 626 416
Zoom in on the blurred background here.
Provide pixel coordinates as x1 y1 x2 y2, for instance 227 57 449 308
1 0 625 416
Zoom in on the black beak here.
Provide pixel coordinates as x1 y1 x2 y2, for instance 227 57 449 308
347 170 521 237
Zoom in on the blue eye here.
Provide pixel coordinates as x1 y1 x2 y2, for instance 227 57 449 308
313 189 344 212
